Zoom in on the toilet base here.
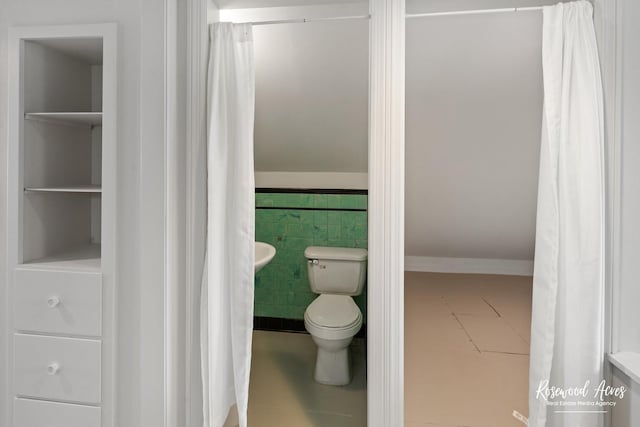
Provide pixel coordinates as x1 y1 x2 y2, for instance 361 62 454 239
312 339 353 386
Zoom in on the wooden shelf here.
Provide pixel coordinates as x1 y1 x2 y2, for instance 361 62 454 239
20 243 101 272
24 185 101 194
25 112 102 127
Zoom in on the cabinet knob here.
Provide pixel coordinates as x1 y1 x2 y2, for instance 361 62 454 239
47 296 61 308
47 362 60 375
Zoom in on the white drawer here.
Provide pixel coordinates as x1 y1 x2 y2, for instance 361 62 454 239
14 334 101 404
14 397 101 427
14 268 102 336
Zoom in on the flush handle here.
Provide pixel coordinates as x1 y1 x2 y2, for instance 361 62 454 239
47 362 61 376
47 296 61 308
308 259 319 265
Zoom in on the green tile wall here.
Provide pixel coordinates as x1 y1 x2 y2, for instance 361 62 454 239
255 192 368 321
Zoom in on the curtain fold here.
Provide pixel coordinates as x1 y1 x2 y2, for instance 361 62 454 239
201 22 255 427
528 1 605 426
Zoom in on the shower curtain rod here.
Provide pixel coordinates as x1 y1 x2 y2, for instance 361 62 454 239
236 6 543 26
406 6 543 19
248 14 370 26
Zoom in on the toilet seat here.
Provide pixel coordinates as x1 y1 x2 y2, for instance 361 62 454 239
304 295 362 340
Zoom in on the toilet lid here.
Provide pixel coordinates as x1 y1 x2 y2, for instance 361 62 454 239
306 295 361 328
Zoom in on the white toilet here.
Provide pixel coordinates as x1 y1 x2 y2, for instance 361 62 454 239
304 246 367 385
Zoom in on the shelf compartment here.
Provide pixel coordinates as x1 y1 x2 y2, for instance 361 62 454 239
20 244 101 272
24 185 101 194
25 112 102 128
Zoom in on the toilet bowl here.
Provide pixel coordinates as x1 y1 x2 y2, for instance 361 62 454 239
303 246 367 386
304 294 363 385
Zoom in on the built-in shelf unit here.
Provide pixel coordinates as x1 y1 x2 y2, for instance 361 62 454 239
24 185 103 193
7 24 116 427
25 112 104 127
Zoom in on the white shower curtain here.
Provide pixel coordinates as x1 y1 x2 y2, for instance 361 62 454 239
529 2 605 427
201 23 255 427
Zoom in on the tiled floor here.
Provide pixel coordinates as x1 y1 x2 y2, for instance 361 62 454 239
405 272 533 427
239 272 530 427
244 330 367 426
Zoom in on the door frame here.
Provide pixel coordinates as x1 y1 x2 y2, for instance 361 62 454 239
179 0 406 426
171 1 624 427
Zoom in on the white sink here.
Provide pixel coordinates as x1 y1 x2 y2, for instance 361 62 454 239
255 242 276 273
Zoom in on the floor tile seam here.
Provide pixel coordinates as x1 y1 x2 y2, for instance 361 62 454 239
451 312 482 353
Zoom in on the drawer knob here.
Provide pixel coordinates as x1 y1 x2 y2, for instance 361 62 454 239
47 362 61 375
47 296 61 308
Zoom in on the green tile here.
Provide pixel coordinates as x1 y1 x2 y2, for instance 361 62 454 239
344 195 368 210
270 222 286 237
280 236 308 252
256 305 287 318
328 239 352 247
313 224 328 241
314 237 329 246
328 224 341 240
295 194 315 208
354 223 367 238
255 209 271 223
286 223 314 238
299 211 314 225
287 306 307 319
313 211 328 226
258 209 283 223
255 289 275 305
342 212 360 227
271 194 291 207
313 194 328 208
269 193 314 208
339 225 353 240
287 290 315 306
327 211 341 225
354 240 368 249
255 193 275 207
327 195 341 209
290 264 305 280
253 192 368 321
284 211 302 223
255 226 269 239
356 211 368 226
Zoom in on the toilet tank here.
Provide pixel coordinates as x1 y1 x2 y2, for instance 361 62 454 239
304 246 368 296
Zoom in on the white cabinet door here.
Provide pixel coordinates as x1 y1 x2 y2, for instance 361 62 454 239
14 334 101 404
14 268 102 336
14 398 101 427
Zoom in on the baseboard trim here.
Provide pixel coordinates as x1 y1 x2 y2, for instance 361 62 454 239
404 256 534 276
254 316 367 338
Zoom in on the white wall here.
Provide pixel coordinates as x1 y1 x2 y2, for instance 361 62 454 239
610 0 640 423
0 13 5 422
617 0 640 355
612 365 640 426
252 17 368 175
405 10 543 262
405 0 558 14
223 1 546 267
0 1 173 426
218 0 363 8
219 3 369 189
